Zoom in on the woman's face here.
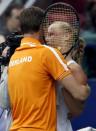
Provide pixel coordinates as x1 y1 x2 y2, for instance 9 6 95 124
46 24 72 54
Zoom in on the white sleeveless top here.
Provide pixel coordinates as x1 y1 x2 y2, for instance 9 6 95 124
56 84 73 131
56 60 76 131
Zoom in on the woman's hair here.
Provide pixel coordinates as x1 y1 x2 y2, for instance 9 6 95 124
71 38 86 64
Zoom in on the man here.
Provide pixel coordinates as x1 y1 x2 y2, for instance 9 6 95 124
46 21 89 131
7 7 89 131
4 4 23 37
0 38 21 130
0 45 12 131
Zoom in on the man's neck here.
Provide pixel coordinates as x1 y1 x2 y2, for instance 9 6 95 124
24 32 40 40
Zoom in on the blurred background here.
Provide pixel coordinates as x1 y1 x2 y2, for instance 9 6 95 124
0 0 96 78
0 0 96 131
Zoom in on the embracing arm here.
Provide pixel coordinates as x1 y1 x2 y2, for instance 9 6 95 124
62 88 85 117
61 62 90 117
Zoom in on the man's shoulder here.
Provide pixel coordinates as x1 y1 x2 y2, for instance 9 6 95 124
41 45 55 52
41 45 63 58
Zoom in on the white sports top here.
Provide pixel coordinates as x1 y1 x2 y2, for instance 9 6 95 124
56 84 73 131
56 60 76 131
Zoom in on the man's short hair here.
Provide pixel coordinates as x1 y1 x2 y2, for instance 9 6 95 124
19 6 44 33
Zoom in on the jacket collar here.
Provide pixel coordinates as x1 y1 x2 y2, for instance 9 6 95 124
20 37 41 46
